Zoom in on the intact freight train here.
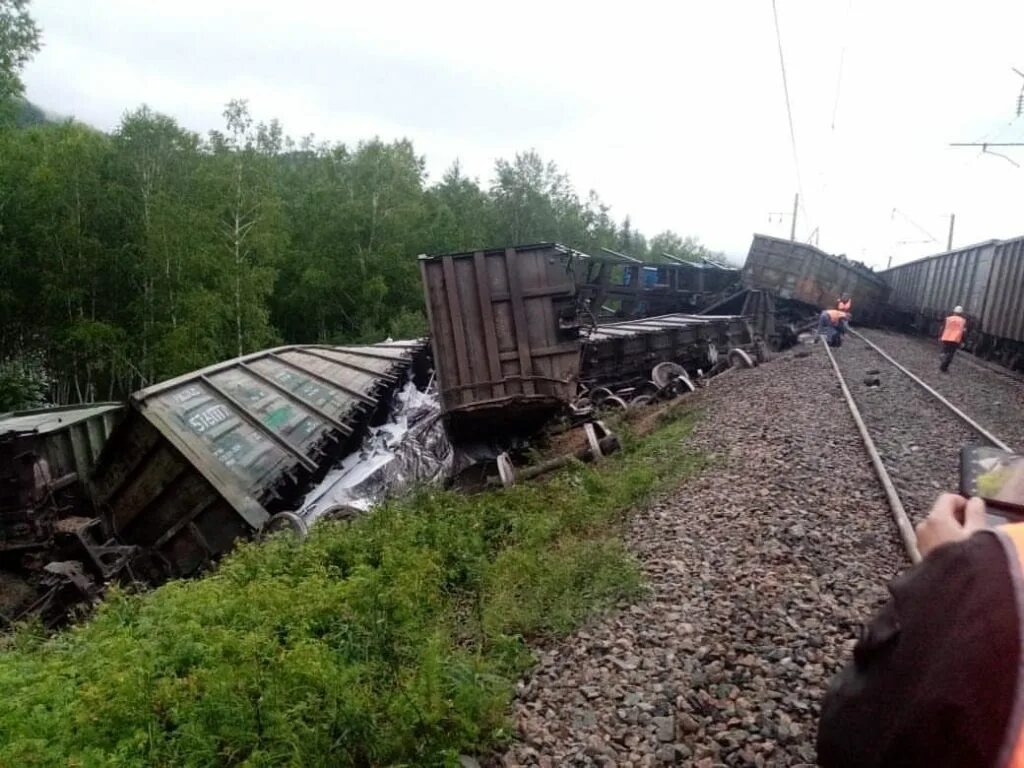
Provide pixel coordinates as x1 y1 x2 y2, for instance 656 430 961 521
881 236 1024 370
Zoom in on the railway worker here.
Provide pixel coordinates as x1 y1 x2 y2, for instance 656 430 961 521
818 309 849 347
817 492 1024 767
939 305 967 373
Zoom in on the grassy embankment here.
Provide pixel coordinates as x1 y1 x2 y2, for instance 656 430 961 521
0 403 703 767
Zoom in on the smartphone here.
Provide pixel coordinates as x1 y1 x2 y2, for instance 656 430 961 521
960 446 1024 526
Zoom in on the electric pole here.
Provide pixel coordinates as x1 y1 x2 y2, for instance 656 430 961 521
790 192 799 241
946 214 956 251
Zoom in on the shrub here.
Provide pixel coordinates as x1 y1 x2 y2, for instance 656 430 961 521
0 406 700 766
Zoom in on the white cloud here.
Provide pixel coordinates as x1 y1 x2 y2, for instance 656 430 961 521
21 0 1024 266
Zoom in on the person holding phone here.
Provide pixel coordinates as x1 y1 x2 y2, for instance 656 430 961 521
818 493 1024 767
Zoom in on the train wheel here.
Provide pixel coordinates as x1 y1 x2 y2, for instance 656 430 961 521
652 362 686 388
600 395 628 411
729 348 755 368
264 511 308 538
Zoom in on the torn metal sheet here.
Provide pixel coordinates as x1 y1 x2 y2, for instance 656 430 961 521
296 380 456 522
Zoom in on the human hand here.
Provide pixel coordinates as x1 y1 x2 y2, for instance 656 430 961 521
915 493 986 558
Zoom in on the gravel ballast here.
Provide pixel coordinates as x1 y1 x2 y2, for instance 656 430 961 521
856 328 1024 453
496 347 907 767
829 333 986 524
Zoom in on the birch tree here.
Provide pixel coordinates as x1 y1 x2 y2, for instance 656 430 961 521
206 100 283 358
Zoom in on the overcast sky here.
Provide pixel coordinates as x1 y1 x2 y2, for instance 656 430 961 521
20 0 1024 267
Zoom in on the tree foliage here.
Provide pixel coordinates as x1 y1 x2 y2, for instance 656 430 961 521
1 99 713 402
0 0 40 104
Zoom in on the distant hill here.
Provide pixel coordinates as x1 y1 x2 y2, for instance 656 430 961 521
2 97 67 128
14 98 47 126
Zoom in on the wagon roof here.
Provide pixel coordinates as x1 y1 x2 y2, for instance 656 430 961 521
585 313 737 341
126 341 425 528
418 242 590 261
749 233 887 286
0 402 124 436
879 236 1022 274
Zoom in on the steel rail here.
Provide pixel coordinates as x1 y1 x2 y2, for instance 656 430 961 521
848 329 1012 452
823 341 922 564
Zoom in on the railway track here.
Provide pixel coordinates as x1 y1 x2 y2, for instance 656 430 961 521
824 328 1015 564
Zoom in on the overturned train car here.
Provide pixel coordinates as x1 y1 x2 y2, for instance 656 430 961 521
91 342 423 578
1 404 125 623
1 342 424 627
581 313 755 392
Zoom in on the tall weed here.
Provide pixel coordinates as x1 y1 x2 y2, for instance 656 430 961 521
0 409 700 766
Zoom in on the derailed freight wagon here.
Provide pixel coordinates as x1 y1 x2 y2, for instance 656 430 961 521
90 342 423 579
1 403 125 622
881 236 1024 368
743 234 889 318
420 243 582 437
580 313 754 392
1 402 124 554
575 250 739 319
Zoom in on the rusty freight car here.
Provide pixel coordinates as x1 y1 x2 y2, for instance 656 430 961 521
1 403 125 556
90 342 423 579
419 243 582 436
744 234 888 318
1 403 126 623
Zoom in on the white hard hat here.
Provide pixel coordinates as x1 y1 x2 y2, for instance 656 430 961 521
954 305 964 313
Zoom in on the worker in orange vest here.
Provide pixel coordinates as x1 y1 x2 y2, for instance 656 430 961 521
818 491 1024 767
939 305 967 372
837 295 852 314
818 308 849 347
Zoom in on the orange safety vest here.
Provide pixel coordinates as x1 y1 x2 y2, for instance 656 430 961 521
837 299 852 312
825 309 846 325
941 314 967 343
995 524 1024 767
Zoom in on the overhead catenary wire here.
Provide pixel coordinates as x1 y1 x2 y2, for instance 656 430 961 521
830 0 853 132
771 0 809 238
891 207 939 244
814 0 853 244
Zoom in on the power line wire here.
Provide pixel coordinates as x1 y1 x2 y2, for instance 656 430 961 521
891 207 939 244
830 0 852 131
771 0 806 235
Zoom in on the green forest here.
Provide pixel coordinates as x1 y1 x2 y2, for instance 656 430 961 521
0 0 719 410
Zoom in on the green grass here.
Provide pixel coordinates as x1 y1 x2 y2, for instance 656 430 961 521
0 404 702 767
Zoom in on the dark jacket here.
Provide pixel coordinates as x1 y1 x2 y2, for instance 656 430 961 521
818 531 1020 767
